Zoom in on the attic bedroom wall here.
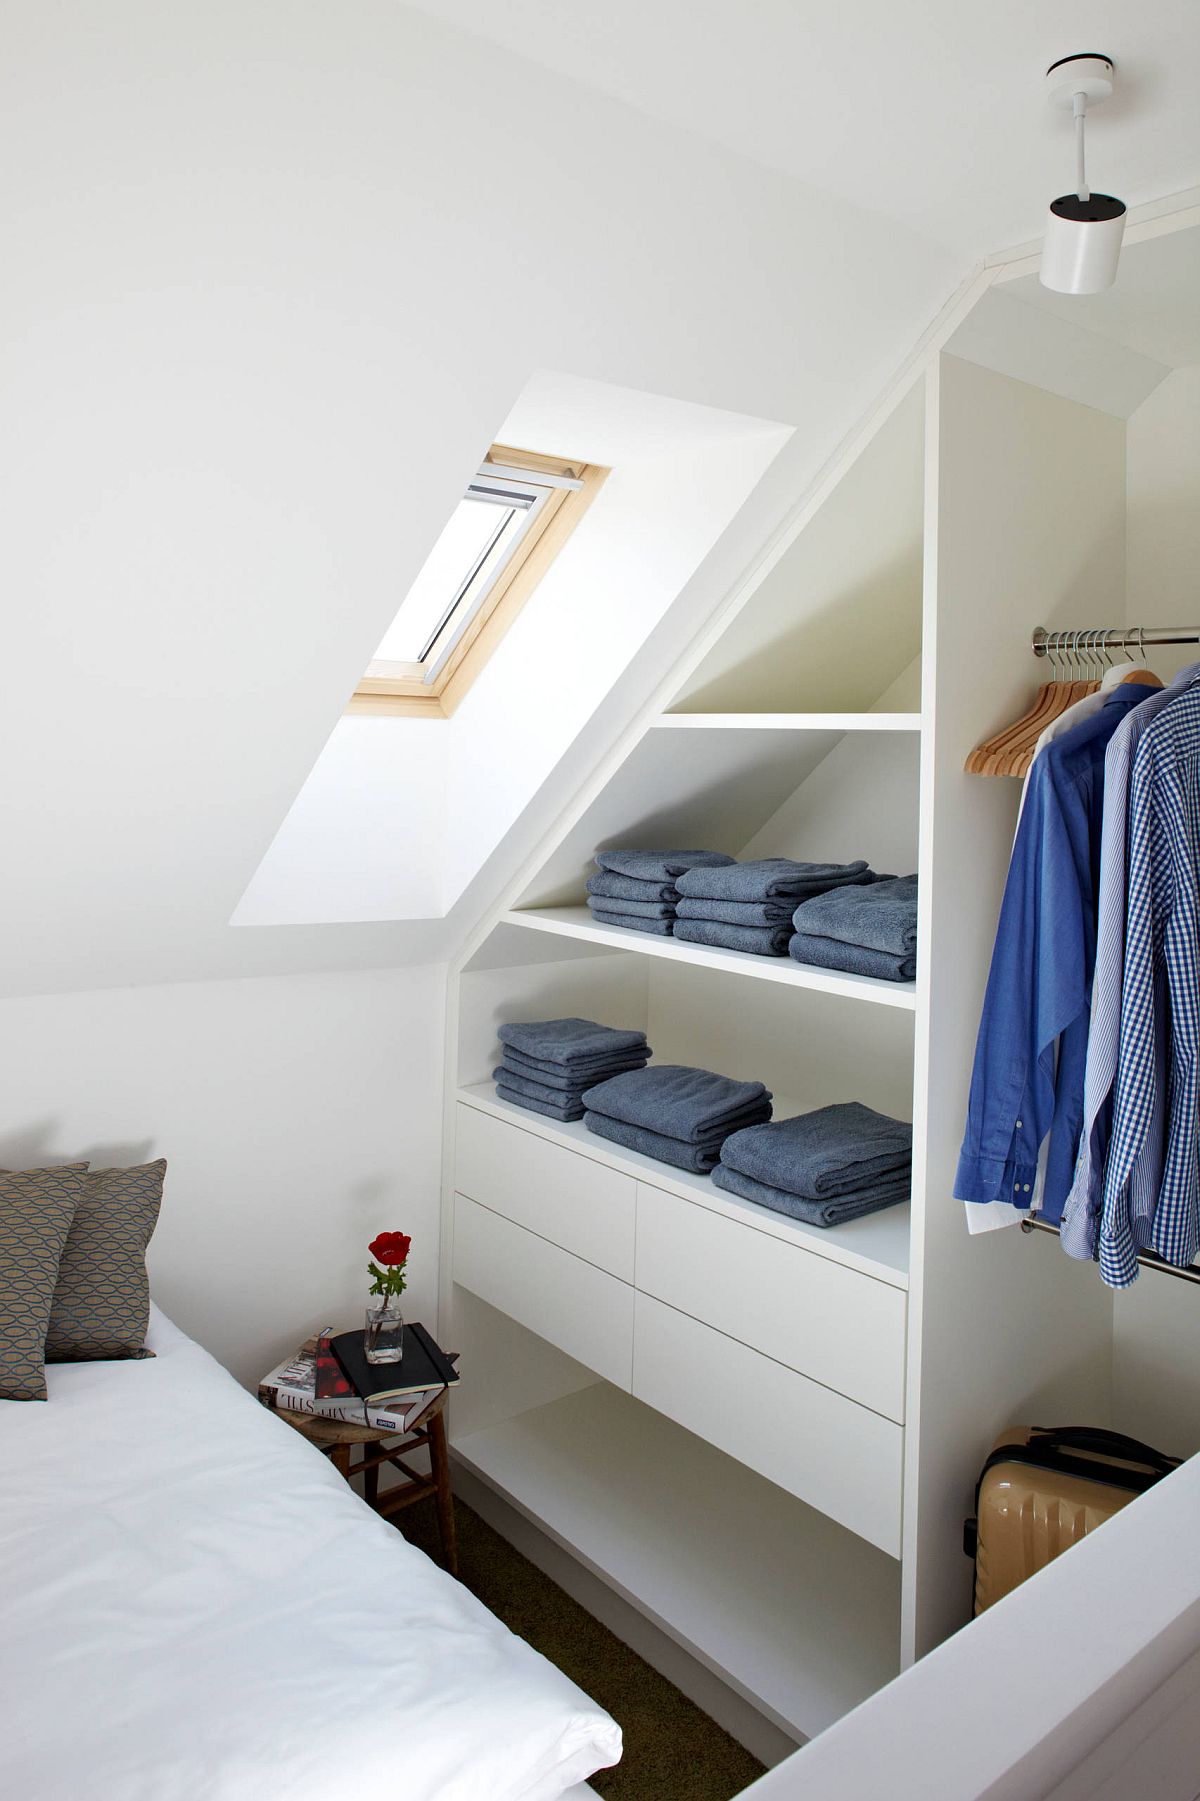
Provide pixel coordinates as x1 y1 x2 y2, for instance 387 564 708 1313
1 0 959 1001
0 967 445 1386
1 3 960 1379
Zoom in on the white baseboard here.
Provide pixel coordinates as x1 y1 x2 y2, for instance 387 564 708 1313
452 1458 803 1771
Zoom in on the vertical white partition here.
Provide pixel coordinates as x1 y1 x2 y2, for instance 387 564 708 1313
903 354 1122 1657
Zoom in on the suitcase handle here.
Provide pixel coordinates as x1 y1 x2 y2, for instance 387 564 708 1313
1030 1425 1180 1475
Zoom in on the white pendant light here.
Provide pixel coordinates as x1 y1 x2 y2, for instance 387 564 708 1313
1039 54 1127 295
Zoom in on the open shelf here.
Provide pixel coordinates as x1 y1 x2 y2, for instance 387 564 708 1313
451 1381 903 1741
499 907 917 1010
459 1084 910 1287
655 712 921 733
669 383 924 716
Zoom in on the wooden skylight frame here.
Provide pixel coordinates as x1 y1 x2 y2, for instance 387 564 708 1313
349 443 608 719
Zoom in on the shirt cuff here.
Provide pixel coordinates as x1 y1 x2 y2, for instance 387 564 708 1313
954 1150 1039 1207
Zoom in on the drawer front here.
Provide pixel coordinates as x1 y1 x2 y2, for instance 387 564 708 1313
457 1104 635 1279
636 1184 907 1422
632 1293 903 1555
455 1194 633 1390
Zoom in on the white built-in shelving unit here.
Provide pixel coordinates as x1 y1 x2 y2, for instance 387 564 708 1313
438 210 1200 1759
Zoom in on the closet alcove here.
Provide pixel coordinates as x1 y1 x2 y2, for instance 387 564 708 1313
439 214 1200 1759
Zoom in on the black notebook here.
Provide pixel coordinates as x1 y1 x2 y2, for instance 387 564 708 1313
331 1322 460 1406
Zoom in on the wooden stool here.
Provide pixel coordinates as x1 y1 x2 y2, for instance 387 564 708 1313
279 1388 458 1576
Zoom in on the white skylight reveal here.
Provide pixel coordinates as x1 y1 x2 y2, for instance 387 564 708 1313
353 446 606 717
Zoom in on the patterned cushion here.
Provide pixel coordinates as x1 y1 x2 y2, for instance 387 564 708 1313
0 1166 86 1401
45 1160 166 1363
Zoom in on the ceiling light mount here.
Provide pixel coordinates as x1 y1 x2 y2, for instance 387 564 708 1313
1044 54 1114 110
1039 53 1126 295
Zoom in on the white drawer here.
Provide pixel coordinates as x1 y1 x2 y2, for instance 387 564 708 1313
456 1104 636 1279
455 1193 633 1390
636 1183 907 1422
632 1293 903 1555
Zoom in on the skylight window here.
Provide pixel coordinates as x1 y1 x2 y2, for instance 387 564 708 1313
352 444 607 718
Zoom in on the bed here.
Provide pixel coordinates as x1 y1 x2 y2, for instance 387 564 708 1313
0 1307 620 1800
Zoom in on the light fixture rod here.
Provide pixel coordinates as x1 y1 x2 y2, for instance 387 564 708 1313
1073 93 1090 202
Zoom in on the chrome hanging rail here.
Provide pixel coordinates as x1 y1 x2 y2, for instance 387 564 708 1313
1020 1216 1200 1286
1033 626 1200 657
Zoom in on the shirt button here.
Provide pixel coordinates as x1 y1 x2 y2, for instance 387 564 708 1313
1023 1184 1031 1192
1016 1120 1023 1130
1014 1183 1021 1192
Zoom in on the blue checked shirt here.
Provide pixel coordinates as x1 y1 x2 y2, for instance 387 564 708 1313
955 685 1158 1223
1060 664 1200 1262
1099 685 1200 1286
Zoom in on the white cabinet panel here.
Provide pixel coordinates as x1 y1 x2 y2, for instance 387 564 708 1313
456 1103 635 1279
636 1183 907 1421
633 1293 903 1555
455 1194 633 1390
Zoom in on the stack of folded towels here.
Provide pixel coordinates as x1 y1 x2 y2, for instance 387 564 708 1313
582 1064 772 1174
585 849 735 936
790 874 918 982
714 1102 912 1227
673 858 877 957
494 1017 651 1122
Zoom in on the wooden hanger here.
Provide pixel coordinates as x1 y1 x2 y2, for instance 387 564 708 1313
965 678 1097 776
965 629 1100 776
966 630 1164 777
1116 630 1164 689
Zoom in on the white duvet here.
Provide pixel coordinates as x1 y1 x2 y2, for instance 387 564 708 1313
0 1309 620 1800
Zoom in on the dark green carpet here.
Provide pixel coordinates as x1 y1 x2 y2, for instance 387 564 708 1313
395 1495 766 1800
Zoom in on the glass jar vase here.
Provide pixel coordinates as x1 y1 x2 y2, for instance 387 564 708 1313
364 1299 405 1365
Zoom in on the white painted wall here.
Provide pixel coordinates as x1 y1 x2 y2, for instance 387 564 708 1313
0 0 959 998
0 966 446 1385
1126 365 1200 622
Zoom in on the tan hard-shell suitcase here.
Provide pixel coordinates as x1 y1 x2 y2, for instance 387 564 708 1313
965 1426 1180 1615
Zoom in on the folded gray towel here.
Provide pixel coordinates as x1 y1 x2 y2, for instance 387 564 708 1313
500 1049 650 1090
493 1022 645 1058
720 1103 912 1198
588 908 675 936
594 849 735 883
712 1161 910 1227
587 896 676 920
582 1063 772 1143
586 870 681 905
792 875 918 955
672 918 792 957
676 858 873 902
498 1018 648 1065
585 1110 768 1175
675 897 795 927
493 1066 601 1110
789 932 915 982
496 1084 586 1122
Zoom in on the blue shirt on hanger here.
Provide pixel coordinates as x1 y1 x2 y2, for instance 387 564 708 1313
1059 663 1200 1263
955 684 1158 1224
1099 683 1200 1285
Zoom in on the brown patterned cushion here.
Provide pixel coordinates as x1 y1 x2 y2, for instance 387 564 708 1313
0 1166 86 1401
45 1160 166 1363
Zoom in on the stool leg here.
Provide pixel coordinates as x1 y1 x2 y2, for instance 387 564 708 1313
429 1413 458 1577
363 1455 379 1508
330 1443 352 1481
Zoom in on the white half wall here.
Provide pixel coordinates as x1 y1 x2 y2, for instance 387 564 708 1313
0 965 446 1385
